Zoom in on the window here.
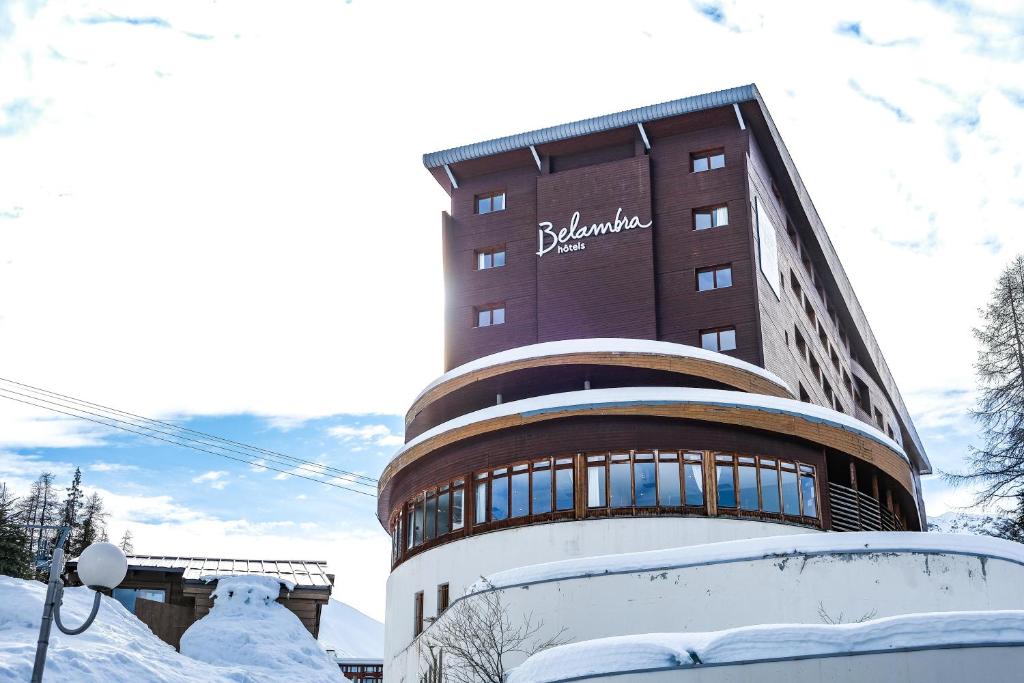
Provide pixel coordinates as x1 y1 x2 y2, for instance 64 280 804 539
854 377 871 413
818 324 829 349
701 327 737 352
586 451 704 510
112 588 165 614
809 354 822 384
714 455 817 520
401 478 465 554
790 270 802 298
795 327 807 360
692 148 725 172
694 205 729 230
696 265 733 291
874 408 884 431
474 458 573 524
437 583 449 616
413 591 424 637
475 191 505 215
804 296 816 325
475 304 505 327
799 383 811 403
476 246 506 270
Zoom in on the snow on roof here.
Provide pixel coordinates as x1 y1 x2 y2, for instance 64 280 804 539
507 610 1024 683
393 386 907 468
412 338 791 407
468 531 1024 595
111 556 333 589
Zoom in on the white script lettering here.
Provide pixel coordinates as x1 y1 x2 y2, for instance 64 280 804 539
537 208 652 257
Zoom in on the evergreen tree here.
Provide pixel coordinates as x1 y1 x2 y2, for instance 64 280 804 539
119 529 135 555
950 255 1024 531
0 483 33 578
71 492 108 556
17 473 59 569
59 467 84 551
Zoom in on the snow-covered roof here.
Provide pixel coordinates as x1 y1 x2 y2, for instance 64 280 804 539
468 531 1024 595
411 338 791 409
392 386 908 469
107 555 334 589
507 610 1024 683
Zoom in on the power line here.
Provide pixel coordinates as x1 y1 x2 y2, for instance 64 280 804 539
0 376 379 486
0 383 380 497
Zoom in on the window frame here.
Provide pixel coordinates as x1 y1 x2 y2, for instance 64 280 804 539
691 148 726 173
696 264 733 292
475 303 506 328
693 204 730 231
475 245 507 271
474 190 506 215
700 326 737 353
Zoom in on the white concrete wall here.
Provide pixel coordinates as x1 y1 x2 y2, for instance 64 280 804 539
384 520 1024 682
384 518 815 681
557 646 1024 683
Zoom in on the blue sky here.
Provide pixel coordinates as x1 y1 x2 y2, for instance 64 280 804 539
1 0 1023 619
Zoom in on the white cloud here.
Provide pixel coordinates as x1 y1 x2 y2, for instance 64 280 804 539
89 462 140 473
328 424 403 447
191 470 229 489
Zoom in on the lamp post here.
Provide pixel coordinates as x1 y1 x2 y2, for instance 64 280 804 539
30 527 128 683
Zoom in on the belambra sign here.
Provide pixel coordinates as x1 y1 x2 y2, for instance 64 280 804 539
537 208 653 257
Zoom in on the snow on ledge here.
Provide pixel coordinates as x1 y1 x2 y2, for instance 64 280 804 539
412 339 791 406
468 531 1024 595
200 574 297 592
507 610 1024 683
392 386 907 467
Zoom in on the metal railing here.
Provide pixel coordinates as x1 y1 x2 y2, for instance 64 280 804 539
828 482 903 532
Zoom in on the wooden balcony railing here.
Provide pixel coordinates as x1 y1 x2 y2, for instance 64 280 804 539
828 482 903 532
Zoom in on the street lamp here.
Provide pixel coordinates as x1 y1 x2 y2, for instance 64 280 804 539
30 527 128 682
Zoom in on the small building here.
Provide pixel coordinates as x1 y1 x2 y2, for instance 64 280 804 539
330 655 384 681
67 554 334 650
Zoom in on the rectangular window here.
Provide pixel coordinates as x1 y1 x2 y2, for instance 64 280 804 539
437 583 449 616
475 304 506 327
694 205 729 230
475 191 505 215
795 327 807 360
531 461 552 515
436 486 450 537
759 459 781 513
634 453 657 507
112 589 166 614
609 453 632 508
657 452 681 506
684 453 704 506
800 465 818 517
701 327 737 352
476 246 506 270
413 591 424 637
474 477 487 525
692 149 725 172
737 457 759 511
452 480 465 530
587 456 606 508
555 460 574 511
781 462 800 515
715 454 737 508
412 497 424 547
491 468 509 521
696 265 733 291
510 466 529 518
424 490 437 541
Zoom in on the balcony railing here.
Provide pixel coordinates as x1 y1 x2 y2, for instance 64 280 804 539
828 482 902 532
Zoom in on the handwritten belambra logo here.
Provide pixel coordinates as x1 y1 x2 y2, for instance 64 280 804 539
537 208 653 257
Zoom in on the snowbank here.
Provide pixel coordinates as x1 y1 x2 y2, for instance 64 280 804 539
469 531 1024 594
317 598 384 658
0 575 249 683
412 338 791 405
508 610 1024 683
393 386 907 467
180 575 342 682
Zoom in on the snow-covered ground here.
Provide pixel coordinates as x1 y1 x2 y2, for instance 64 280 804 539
507 610 1024 683
928 511 1008 536
0 575 250 682
0 574 343 682
180 576 341 682
318 598 383 658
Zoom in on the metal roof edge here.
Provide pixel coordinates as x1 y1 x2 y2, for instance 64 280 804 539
422 84 758 169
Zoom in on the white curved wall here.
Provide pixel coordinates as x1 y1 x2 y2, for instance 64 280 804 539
384 518 815 680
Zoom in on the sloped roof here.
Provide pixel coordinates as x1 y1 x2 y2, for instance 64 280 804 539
97 555 333 589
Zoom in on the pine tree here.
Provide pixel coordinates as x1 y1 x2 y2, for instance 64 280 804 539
71 492 108 556
119 529 135 555
17 473 59 570
59 467 84 552
950 255 1024 536
0 483 33 578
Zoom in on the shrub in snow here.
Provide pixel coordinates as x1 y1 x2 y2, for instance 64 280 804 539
180 575 342 682
0 575 249 682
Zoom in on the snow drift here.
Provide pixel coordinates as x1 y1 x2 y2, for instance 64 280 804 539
507 610 1024 683
317 598 384 658
0 575 249 682
180 575 342 682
